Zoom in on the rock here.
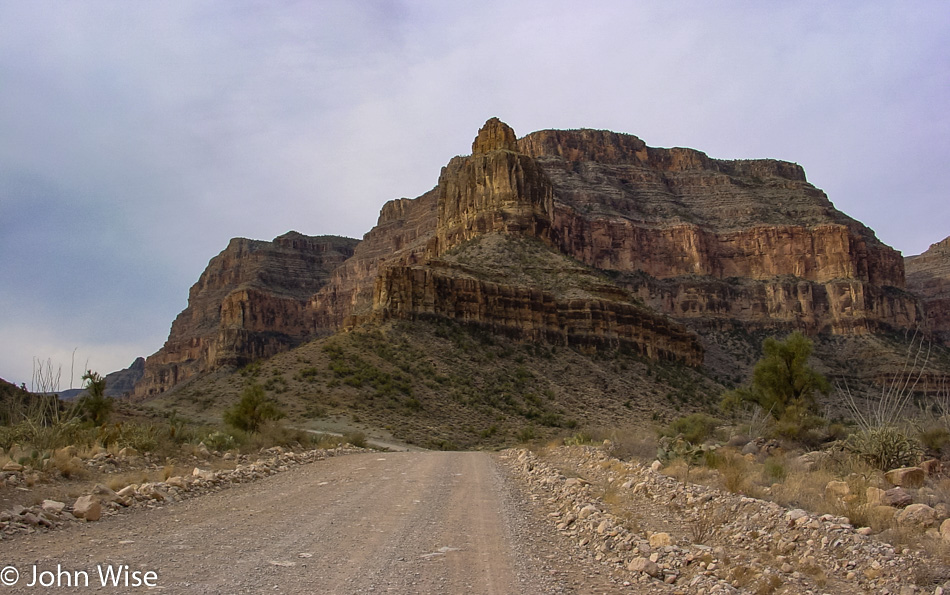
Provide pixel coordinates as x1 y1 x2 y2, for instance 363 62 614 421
906 236 950 344
133 233 358 398
2 461 24 472
166 476 188 489
648 532 672 548
650 461 663 472
72 496 101 521
866 486 887 507
786 509 809 522
628 557 661 577
116 485 137 498
869 505 898 523
885 467 926 488
726 435 750 447
93 484 121 503
471 117 518 154
41 500 65 514
578 505 599 520
896 503 937 528
741 441 761 456
825 480 850 499
884 487 914 508
921 459 942 476
192 468 216 481
940 518 950 540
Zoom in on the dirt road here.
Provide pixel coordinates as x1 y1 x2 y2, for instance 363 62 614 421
0 452 616 594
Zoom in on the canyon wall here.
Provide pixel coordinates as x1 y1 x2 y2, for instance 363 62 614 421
371 264 703 365
136 118 928 397
134 232 356 398
906 236 950 344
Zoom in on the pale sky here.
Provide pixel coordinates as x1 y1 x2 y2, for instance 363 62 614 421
1 1 948 388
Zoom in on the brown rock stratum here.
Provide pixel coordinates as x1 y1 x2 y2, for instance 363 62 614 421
907 236 950 344
136 118 932 397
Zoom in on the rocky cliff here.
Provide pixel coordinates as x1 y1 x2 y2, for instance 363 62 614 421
514 127 917 334
906 236 950 344
135 232 357 398
103 357 145 397
137 118 927 397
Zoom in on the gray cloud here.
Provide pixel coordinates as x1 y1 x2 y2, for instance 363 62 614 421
1 1 948 385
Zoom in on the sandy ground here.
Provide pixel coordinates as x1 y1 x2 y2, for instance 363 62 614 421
0 451 618 594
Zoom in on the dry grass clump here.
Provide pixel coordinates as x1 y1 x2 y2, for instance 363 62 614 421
49 449 87 479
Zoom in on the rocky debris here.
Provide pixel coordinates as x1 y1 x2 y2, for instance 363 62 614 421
502 445 939 594
0 445 368 540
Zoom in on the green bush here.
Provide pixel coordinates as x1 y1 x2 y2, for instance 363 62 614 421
721 332 829 421
77 370 112 425
223 384 284 433
663 413 720 444
919 426 950 455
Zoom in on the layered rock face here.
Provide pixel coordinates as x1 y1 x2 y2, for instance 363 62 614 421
431 118 555 255
372 262 703 364
134 233 357 398
516 128 917 334
906 237 950 344
137 118 925 397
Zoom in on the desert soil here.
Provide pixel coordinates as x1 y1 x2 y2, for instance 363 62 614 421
0 451 618 594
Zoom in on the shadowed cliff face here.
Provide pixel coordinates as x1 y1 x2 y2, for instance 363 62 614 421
134 233 357 398
137 118 929 398
906 237 950 344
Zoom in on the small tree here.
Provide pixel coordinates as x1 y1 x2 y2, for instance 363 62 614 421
77 370 112 425
721 331 829 421
224 384 284 433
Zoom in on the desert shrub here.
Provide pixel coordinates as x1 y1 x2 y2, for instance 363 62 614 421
201 430 238 451
223 384 284 433
116 423 158 453
563 431 594 446
919 426 950 455
706 450 752 494
663 413 721 444
244 422 313 450
342 431 367 448
841 426 923 471
763 456 788 482
517 426 537 443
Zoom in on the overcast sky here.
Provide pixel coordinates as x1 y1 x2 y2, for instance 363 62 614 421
1 1 948 388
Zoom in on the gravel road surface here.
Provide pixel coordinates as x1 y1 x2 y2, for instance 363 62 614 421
0 452 617 594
